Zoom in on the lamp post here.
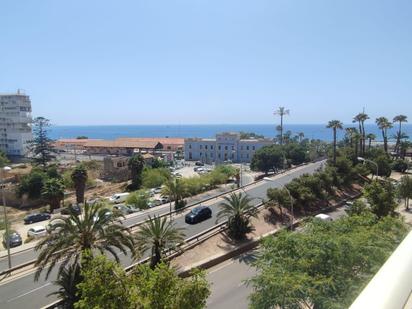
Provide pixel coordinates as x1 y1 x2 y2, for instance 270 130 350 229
2 166 12 269
357 157 378 179
263 177 294 230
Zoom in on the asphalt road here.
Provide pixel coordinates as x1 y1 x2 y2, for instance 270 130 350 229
0 161 323 309
206 206 347 309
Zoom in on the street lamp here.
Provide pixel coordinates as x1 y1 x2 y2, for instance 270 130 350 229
2 166 12 269
357 157 378 179
263 177 294 230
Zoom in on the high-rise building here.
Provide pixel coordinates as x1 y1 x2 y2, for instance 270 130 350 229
0 90 33 156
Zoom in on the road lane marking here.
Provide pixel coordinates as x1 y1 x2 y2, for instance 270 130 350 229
7 282 52 302
208 260 235 274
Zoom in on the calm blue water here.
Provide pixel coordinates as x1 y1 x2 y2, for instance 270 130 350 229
49 124 412 142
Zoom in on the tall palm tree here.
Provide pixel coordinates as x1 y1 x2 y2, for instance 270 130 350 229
366 133 376 150
376 117 393 154
34 202 135 281
326 120 343 165
217 193 258 240
298 132 305 143
162 178 187 213
135 215 185 268
42 178 65 213
345 127 357 149
274 107 290 145
71 164 88 204
393 115 408 155
353 113 369 155
47 263 81 309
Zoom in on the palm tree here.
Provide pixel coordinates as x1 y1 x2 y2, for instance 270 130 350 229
134 215 185 268
48 263 81 309
326 120 343 165
345 127 357 149
42 178 65 213
376 117 393 154
128 154 144 190
34 202 135 281
366 133 376 150
71 164 88 204
274 107 290 145
217 193 258 240
353 113 369 155
298 132 305 143
393 115 408 155
162 178 187 213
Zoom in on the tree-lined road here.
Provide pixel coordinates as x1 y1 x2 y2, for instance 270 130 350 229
0 161 323 309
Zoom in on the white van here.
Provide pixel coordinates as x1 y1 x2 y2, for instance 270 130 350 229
109 193 130 204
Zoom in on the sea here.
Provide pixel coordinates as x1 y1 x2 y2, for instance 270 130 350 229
49 124 412 142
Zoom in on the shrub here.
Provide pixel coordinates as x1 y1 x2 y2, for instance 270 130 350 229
142 167 170 188
392 159 409 173
126 190 149 210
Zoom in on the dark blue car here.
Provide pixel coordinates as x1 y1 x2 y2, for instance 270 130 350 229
185 206 212 224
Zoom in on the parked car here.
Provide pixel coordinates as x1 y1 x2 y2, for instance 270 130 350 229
24 213 51 224
153 187 162 194
109 193 130 204
195 161 205 166
27 226 48 238
60 204 82 215
314 213 333 222
185 206 212 224
2 232 22 248
113 204 133 215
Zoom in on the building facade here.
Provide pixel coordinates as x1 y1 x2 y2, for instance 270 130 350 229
184 132 273 164
0 91 32 156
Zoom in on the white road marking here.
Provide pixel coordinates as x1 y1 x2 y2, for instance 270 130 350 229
7 282 52 302
208 260 235 274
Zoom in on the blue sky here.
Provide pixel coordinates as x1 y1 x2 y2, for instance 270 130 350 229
1 0 411 125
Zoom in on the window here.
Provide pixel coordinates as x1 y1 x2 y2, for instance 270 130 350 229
246 146 249 150
211 153 214 158
231 153 234 159
189 152 192 159
189 144 192 149
232 146 234 150
200 152 202 156
252 146 255 150
246 154 249 159
205 145 208 150
218 145 221 150
211 145 214 150
240 146 243 150
225 146 228 151
167 146 171 150
218 153 221 159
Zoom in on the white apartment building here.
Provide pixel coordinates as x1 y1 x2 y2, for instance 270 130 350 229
0 91 33 156
184 132 273 164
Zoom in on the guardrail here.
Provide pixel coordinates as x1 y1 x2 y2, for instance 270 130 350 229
1 162 318 277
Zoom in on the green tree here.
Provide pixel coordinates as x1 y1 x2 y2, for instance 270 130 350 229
392 159 409 173
34 202 135 281
162 178 187 210
266 187 292 219
134 215 185 268
132 263 210 309
364 179 397 218
374 155 392 177
42 178 65 212
376 117 393 154
126 190 150 210
274 107 289 145
142 167 170 188
0 150 10 168
71 164 88 204
282 142 308 165
17 168 48 199
326 120 343 165
248 214 408 309
75 257 210 309
353 112 369 155
345 199 369 216
28 117 57 168
48 263 81 309
393 115 408 155
366 133 376 150
75 254 136 309
128 154 144 190
217 193 258 240
398 176 412 210
250 145 284 174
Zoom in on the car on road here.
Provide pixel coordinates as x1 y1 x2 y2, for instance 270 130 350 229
185 206 212 224
109 193 130 204
195 161 205 166
2 232 22 248
27 226 47 238
113 204 138 215
24 213 51 224
314 213 333 222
